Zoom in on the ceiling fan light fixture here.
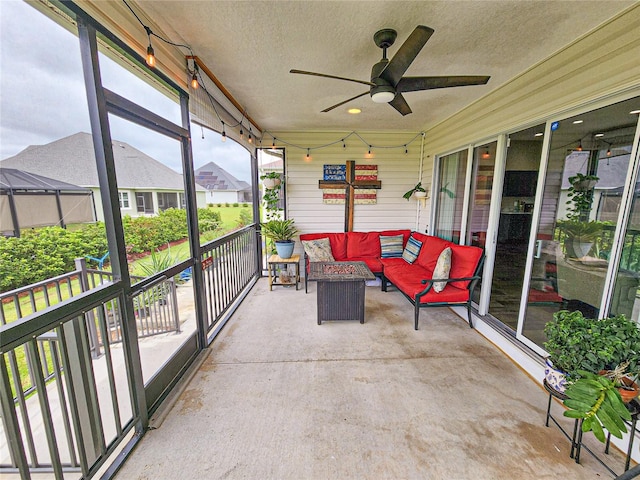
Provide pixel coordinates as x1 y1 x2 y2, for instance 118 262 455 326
371 86 395 104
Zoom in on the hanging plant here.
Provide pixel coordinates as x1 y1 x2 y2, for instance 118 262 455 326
260 172 283 220
402 182 426 201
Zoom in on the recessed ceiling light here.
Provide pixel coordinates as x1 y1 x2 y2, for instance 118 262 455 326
594 133 604 137
573 120 584 124
348 108 361 114
534 132 543 137
631 109 640 115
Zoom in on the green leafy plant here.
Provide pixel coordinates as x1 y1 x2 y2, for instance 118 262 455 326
563 370 631 443
402 182 426 200
556 219 607 243
557 173 604 256
544 310 640 379
235 208 252 228
566 173 599 221
260 171 281 180
260 219 298 242
261 172 283 220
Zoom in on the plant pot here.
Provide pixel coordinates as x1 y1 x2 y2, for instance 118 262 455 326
275 240 295 259
414 191 427 199
544 358 568 394
573 179 598 191
617 377 639 403
263 178 281 189
565 237 593 258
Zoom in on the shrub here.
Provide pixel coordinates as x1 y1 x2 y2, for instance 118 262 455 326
233 202 239 207
0 225 108 292
0 207 222 292
197 208 221 233
236 208 253 227
225 202 230 207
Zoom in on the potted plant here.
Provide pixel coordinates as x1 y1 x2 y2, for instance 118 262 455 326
543 310 600 392
599 361 640 403
557 173 603 257
261 218 299 259
563 370 632 443
556 220 606 258
543 311 640 394
260 171 282 189
403 182 427 200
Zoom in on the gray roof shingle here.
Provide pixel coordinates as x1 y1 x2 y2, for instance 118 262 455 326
0 132 204 191
195 161 250 191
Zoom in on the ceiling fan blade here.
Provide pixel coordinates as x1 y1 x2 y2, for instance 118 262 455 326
388 93 412 116
397 75 491 92
290 69 375 87
380 25 434 86
321 91 369 112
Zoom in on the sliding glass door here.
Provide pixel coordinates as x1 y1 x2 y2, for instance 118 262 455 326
489 125 544 330
519 97 640 351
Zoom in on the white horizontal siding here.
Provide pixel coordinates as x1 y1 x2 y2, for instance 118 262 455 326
270 131 428 236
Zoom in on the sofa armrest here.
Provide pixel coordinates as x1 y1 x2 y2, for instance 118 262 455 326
417 275 481 296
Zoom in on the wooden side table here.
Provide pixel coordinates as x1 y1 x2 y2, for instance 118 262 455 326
267 254 300 290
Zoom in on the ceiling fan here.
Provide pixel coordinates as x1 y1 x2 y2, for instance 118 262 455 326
290 25 490 116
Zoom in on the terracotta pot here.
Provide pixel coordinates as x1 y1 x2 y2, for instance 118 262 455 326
618 377 639 403
598 370 639 403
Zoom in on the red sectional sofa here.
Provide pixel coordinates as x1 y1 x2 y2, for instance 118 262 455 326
300 230 484 330
299 230 412 292
381 232 484 330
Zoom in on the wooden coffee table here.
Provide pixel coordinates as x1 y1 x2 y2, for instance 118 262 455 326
307 261 375 324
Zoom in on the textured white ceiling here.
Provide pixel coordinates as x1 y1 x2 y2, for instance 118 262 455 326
138 0 634 133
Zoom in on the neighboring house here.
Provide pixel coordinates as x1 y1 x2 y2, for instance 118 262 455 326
0 132 206 221
195 161 252 204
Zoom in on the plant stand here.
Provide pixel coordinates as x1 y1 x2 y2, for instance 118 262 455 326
267 254 300 290
543 379 640 475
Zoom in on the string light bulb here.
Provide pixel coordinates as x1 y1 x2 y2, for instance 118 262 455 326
248 131 253 144
306 148 311 160
272 138 276 149
404 145 408 155
144 27 155 67
368 145 372 155
239 128 244 140
576 141 583 152
342 139 346 149
481 149 490 159
221 122 226 142
190 64 199 89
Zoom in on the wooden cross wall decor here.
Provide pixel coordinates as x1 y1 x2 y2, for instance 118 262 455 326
318 160 382 232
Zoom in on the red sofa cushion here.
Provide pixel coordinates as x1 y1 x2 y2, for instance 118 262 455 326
449 244 483 290
346 231 381 258
413 233 453 271
300 233 348 260
384 261 469 302
348 257 383 273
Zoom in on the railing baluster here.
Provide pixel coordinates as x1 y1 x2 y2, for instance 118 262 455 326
26 340 64 478
48 339 80 467
0 355 31 479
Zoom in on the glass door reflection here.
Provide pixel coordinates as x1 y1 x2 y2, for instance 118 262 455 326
520 97 640 350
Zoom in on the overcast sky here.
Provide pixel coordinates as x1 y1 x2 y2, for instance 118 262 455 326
0 0 251 182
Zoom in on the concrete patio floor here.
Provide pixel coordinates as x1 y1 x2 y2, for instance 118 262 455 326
115 278 629 479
